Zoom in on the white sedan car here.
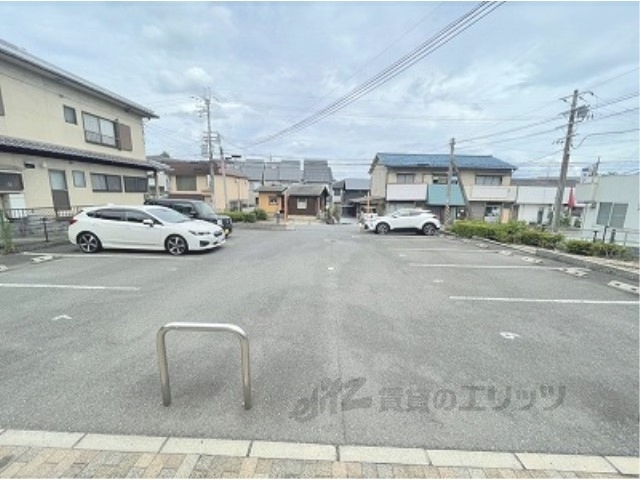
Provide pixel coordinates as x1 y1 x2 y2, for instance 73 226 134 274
366 208 441 235
68 205 225 255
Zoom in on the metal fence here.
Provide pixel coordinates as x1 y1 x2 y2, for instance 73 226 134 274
1 206 90 242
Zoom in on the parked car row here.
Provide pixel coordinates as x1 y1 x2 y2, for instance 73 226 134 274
69 200 234 256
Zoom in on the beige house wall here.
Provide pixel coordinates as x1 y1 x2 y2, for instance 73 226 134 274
369 164 388 198
0 152 149 209
0 58 147 162
168 173 250 211
258 192 282 214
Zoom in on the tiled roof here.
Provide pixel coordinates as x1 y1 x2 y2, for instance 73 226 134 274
256 185 287 193
344 178 370 191
286 183 330 197
303 159 334 183
0 135 158 171
156 159 247 178
373 153 517 171
226 160 301 183
0 39 157 119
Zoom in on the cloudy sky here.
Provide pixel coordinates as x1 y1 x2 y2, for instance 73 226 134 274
1 1 638 179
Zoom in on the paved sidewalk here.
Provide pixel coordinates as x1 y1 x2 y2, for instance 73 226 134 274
0 430 637 478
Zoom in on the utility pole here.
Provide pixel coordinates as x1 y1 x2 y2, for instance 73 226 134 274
201 90 216 210
551 89 579 232
445 138 454 225
450 156 471 219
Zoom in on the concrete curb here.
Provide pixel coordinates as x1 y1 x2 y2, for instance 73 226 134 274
0 429 637 475
444 232 639 282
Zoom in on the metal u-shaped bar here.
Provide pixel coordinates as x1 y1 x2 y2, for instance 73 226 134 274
156 322 252 409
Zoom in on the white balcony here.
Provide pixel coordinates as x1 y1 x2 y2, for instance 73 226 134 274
386 183 428 201
466 185 517 202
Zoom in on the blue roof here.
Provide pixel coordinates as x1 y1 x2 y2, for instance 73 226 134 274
374 153 516 171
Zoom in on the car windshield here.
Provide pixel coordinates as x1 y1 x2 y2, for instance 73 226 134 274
193 201 217 217
146 207 190 223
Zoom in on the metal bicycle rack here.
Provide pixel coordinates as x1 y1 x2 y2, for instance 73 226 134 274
156 322 252 410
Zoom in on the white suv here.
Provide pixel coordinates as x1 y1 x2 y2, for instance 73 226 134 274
68 205 225 255
366 208 441 235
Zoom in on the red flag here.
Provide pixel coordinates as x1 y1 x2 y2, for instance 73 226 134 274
568 187 576 209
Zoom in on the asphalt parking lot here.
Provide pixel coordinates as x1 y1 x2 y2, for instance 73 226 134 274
0 226 638 456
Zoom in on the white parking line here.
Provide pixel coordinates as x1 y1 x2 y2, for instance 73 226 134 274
22 252 196 260
0 283 140 291
450 296 638 305
410 264 555 269
607 280 640 295
392 248 495 252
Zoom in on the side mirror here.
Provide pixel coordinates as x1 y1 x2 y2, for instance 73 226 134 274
142 219 154 227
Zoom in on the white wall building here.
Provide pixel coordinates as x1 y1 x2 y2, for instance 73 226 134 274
575 173 639 247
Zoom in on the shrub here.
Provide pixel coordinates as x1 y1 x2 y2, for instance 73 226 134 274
565 240 595 256
254 208 268 221
592 242 631 260
224 211 245 223
243 212 257 223
0 215 15 254
451 220 562 248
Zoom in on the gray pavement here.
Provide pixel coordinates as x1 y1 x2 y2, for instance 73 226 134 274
0 226 638 457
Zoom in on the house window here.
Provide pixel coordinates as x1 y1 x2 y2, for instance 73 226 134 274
484 203 501 217
176 175 197 191
72 170 86 188
476 175 502 186
0 172 23 191
64 106 77 124
432 174 449 185
611 203 628 228
297 198 307 209
268 195 279 206
91 173 122 192
396 173 415 184
123 176 148 193
82 112 117 147
597 202 628 228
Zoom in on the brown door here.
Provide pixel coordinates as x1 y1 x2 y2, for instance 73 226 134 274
49 170 71 212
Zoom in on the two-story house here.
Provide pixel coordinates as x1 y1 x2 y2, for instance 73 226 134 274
369 153 517 222
158 159 250 211
0 39 159 218
332 178 371 218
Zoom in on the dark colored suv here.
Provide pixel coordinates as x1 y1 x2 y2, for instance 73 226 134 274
144 198 233 236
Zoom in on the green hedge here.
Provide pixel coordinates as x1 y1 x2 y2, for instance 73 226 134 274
566 240 631 259
255 208 268 221
221 211 260 223
450 220 563 248
451 221 632 259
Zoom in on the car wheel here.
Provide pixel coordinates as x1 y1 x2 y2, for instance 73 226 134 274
422 223 437 236
77 232 101 253
376 223 390 234
165 235 188 256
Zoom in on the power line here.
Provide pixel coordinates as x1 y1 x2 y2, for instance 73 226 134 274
245 1 505 148
573 128 640 149
300 2 446 114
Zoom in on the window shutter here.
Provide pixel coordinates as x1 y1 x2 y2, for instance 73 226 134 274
117 123 133 151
